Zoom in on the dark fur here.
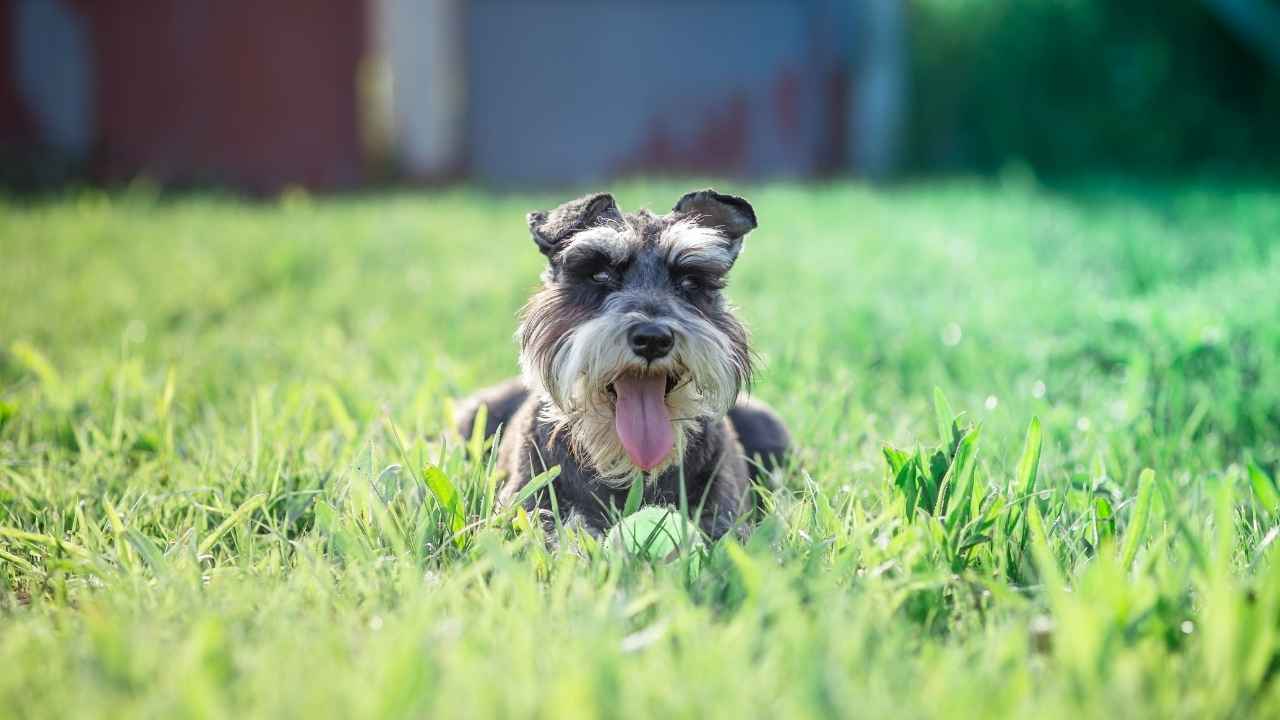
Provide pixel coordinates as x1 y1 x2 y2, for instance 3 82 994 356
455 190 790 539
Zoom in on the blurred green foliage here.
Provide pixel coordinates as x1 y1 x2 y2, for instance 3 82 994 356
909 0 1280 174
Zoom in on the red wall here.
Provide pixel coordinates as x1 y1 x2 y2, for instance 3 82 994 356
81 0 367 193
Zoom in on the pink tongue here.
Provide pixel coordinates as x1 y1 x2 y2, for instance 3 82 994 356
613 374 675 471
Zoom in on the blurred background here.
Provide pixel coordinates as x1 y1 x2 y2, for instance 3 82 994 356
2 0 1278 193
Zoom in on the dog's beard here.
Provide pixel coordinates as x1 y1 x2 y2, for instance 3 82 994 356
520 308 745 487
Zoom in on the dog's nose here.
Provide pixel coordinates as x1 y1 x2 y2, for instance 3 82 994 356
627 323 675 361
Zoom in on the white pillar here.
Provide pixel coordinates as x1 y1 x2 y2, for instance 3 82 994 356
376 0 466 179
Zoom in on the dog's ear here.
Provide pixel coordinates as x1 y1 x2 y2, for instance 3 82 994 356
528 192 623 257
671 189 757 248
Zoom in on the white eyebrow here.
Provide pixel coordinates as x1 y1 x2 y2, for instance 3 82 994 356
660 219 733 272
556 224 632 264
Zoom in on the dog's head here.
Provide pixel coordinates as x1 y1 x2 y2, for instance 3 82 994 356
518 190 757 482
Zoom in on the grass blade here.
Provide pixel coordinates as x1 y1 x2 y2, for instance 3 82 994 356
467 403 489 461
1006 417 1042 540
198 494 267 557
1014 418 1042 504
318 384 357 440
9 340 64 404
943 426 982 531
510 466 561 509
126 529 167 570
1247 461 1279 515
933 387 956 446
424 464 466 538
623 473 645 517
0 545 44 577
1119 469 1156 570
1026 502 1063 592
0 527 89 557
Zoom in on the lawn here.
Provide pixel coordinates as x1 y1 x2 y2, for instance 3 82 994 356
2 179 1279 719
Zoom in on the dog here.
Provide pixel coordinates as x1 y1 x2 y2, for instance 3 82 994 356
455 189 789 539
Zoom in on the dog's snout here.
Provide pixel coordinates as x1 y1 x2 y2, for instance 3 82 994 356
627 322 675 361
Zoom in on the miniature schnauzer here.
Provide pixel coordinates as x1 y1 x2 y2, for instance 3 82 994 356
455 189 789 539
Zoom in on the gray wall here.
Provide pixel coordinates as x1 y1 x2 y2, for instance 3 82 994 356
465 0 863 186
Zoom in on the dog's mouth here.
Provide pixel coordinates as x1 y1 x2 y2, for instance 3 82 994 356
605 371 679 472
606 373 679 400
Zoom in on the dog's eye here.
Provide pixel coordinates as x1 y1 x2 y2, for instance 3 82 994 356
678 276 702 292
591 270 615 285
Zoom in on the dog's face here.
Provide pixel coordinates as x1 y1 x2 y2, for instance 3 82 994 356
518 190 757 482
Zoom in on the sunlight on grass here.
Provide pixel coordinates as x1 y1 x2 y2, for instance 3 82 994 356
1 180 1279 718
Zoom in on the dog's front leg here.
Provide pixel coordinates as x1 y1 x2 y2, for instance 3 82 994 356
696 452 752 540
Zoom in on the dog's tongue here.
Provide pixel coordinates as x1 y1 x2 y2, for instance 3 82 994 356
613 373 674 471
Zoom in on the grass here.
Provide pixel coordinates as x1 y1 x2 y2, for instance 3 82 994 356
2 178 1280 719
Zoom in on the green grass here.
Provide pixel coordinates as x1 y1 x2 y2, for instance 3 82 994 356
2 179 1280 719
